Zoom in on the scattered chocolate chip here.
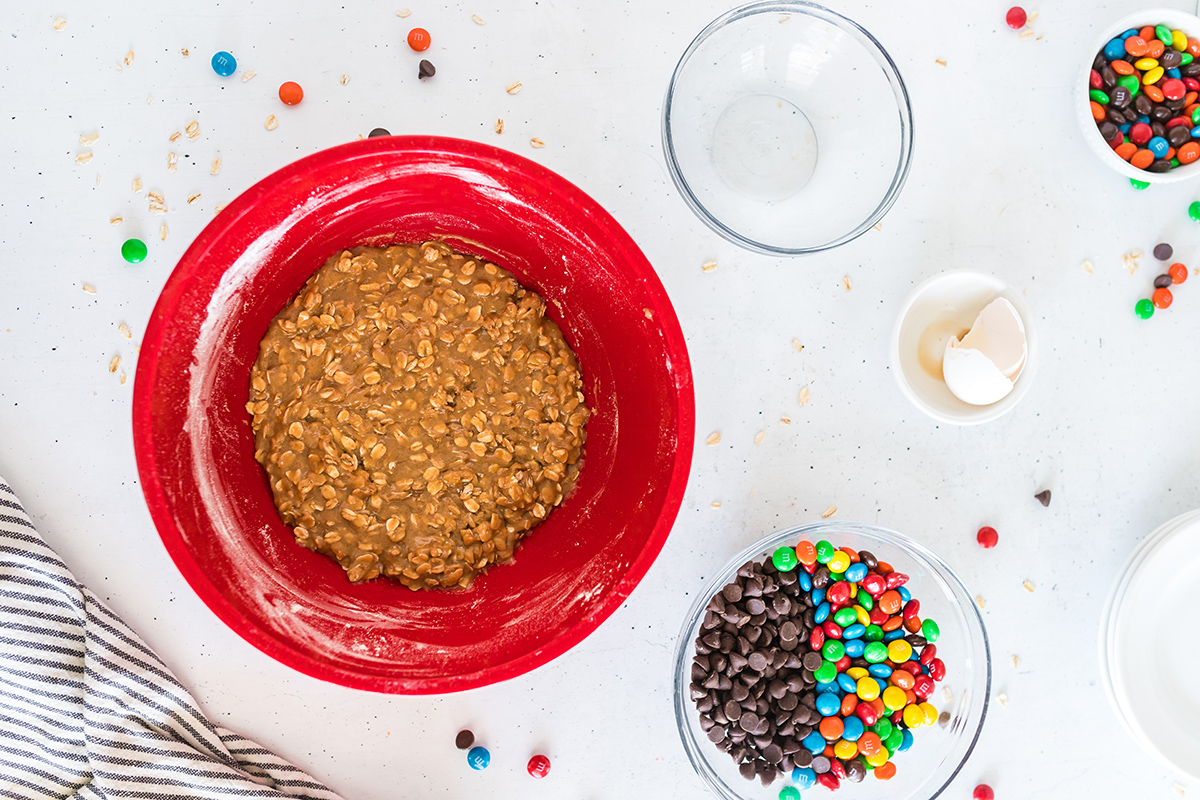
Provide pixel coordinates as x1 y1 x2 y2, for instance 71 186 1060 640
418 59 436 79
1154 243 1173 261
1034 489 1052 507
455 729 474 750
368 127 391 138
1154 274 1174 289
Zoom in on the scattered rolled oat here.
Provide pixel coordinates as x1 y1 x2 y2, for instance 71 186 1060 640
710 501 722 509
148 190 167 214
976 595 986 609
53 17 67 30
705 431 721 446
701 260 717 272
186 192 201 205
821 504 837 518
124 50 135 66
109 216 122 225
118 323 132 339
169 131 182 144
1011 654 1020 668
1171 783 1186 798
642 308 653 319
95 174 101 186
1082 259 1094 274
935 58 947 67
1022 579 1035 593
798 386 810 406
79 133 99 146
167 152 178 172
1019 29 1035 40
264 114 278 131
942 686 954 703
397 8 411 17
472 14 485 24
340 74 350 85
146 95 153 104
132 177 143 193
1123 250 1143 275
214 204 226 213
753 430 765 445
997 692 1008 706
494 118 505 134
780 415 792 425
108 355 121 374
530 137 544 148
159 223 169 240
82 284 97 294
181 48 190 57
210 157 222 175
242 69 257 82
75 151 93 165
119 370 127 385
872 222 882 231
185 120 200 141
842 275 853 291
506 81 523 94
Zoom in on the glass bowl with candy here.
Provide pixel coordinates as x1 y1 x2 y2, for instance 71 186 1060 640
673 522 990 800
1080 9 1200 184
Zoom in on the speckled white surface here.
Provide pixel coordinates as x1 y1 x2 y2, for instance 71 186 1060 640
3 1 1200 798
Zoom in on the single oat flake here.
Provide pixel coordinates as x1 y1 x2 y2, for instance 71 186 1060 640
792 338 803 352
472 14 485 24
705 431 721 446
780 415 792 425
397 9 411 17
167 152 178 172
53 17 67 30
124 50 135 66
506 81 523 95
701 260 717 273
1019 29 1035 40
148 191 167 215
1171 783 1186 798
159 223 169 240
1023 579 1035 593
340 74 350 86
530 137 545 148
798 386 810 406
109 216 122 225
119 370 127 385
997 692 1009 706
976 595 987 609
79 133 99 146
108 355 121 374
753 430 765 445
1082 259 1094 274
264 114 278 131
842 275 853 291
75 151 93 165
935 58 947 67
821 505 837 518
1011 654 1020 668
185 120 200 141
494 118 505 134
132 177 143 193
169 131 182 144
710 501 722 509
118 323 132 339
210 157 222 175
242 69 257 83
181 48 190 57
82 284 97 295
186 192 201 205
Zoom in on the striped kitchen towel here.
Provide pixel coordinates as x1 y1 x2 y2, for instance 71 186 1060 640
0 476 343 800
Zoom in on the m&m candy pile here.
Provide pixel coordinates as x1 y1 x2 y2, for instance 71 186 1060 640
1089 24 1200 173
1135 241 1189 319
691 539 946 790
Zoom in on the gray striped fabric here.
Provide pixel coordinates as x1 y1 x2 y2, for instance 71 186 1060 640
0 477 343 800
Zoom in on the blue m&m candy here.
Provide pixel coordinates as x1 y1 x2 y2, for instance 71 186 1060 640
791 767 817 789
1148 136 1170 158
211 51 237 77
466 746 490 770
1104 38 1127 60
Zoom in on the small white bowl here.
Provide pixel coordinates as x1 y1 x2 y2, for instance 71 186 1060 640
890 270 1038 426
1077 8 1200 184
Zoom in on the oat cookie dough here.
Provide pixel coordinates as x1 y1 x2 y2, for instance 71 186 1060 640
247 242 589 589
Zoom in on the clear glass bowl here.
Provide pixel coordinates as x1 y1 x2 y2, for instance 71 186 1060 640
673 522 990 800
662 1 915 255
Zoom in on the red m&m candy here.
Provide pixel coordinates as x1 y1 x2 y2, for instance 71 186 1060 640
1005 6 1026 29
976 526 999 549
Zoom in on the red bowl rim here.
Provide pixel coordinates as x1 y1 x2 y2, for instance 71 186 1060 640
131 135 696 693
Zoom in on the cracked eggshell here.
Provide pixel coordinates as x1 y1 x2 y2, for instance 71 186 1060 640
942 344 1015 406
956 298 1027 380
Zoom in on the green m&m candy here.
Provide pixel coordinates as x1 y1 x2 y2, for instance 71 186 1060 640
864 641 889 663
921 618 941 643
814 540 835 564
772 546 798 572
1135 298 1155 319
814 661 837 684
121 238 147 263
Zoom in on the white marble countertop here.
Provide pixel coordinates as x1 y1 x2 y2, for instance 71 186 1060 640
3 0 1199 798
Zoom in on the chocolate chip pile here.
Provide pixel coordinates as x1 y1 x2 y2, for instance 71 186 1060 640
691 556 835 786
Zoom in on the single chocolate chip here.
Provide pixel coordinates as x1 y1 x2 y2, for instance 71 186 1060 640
746 598 766 615
723 583 743 603
418 59 436 79
794 749 813 768
1034 489 1052 506
738 712 760 733
748 651 768 671
762 743 783 764
739 761 756 780
759 766 776 786
802 652 823 671
368 127 391 138
1155 243 1174 261
811 755 831 774
780 620 798 641
1155 274 1174 289
778 692 798 710
455 729 475 750
773 594 792 615
744 578 763 598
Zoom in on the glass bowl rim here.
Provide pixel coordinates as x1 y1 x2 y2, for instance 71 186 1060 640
672 520 991 800
661 0 916 256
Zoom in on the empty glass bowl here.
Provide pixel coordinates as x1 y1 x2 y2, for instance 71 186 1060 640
673 522 990 800
662 1 914 255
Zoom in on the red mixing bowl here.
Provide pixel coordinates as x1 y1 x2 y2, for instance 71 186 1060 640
132 136 694 693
